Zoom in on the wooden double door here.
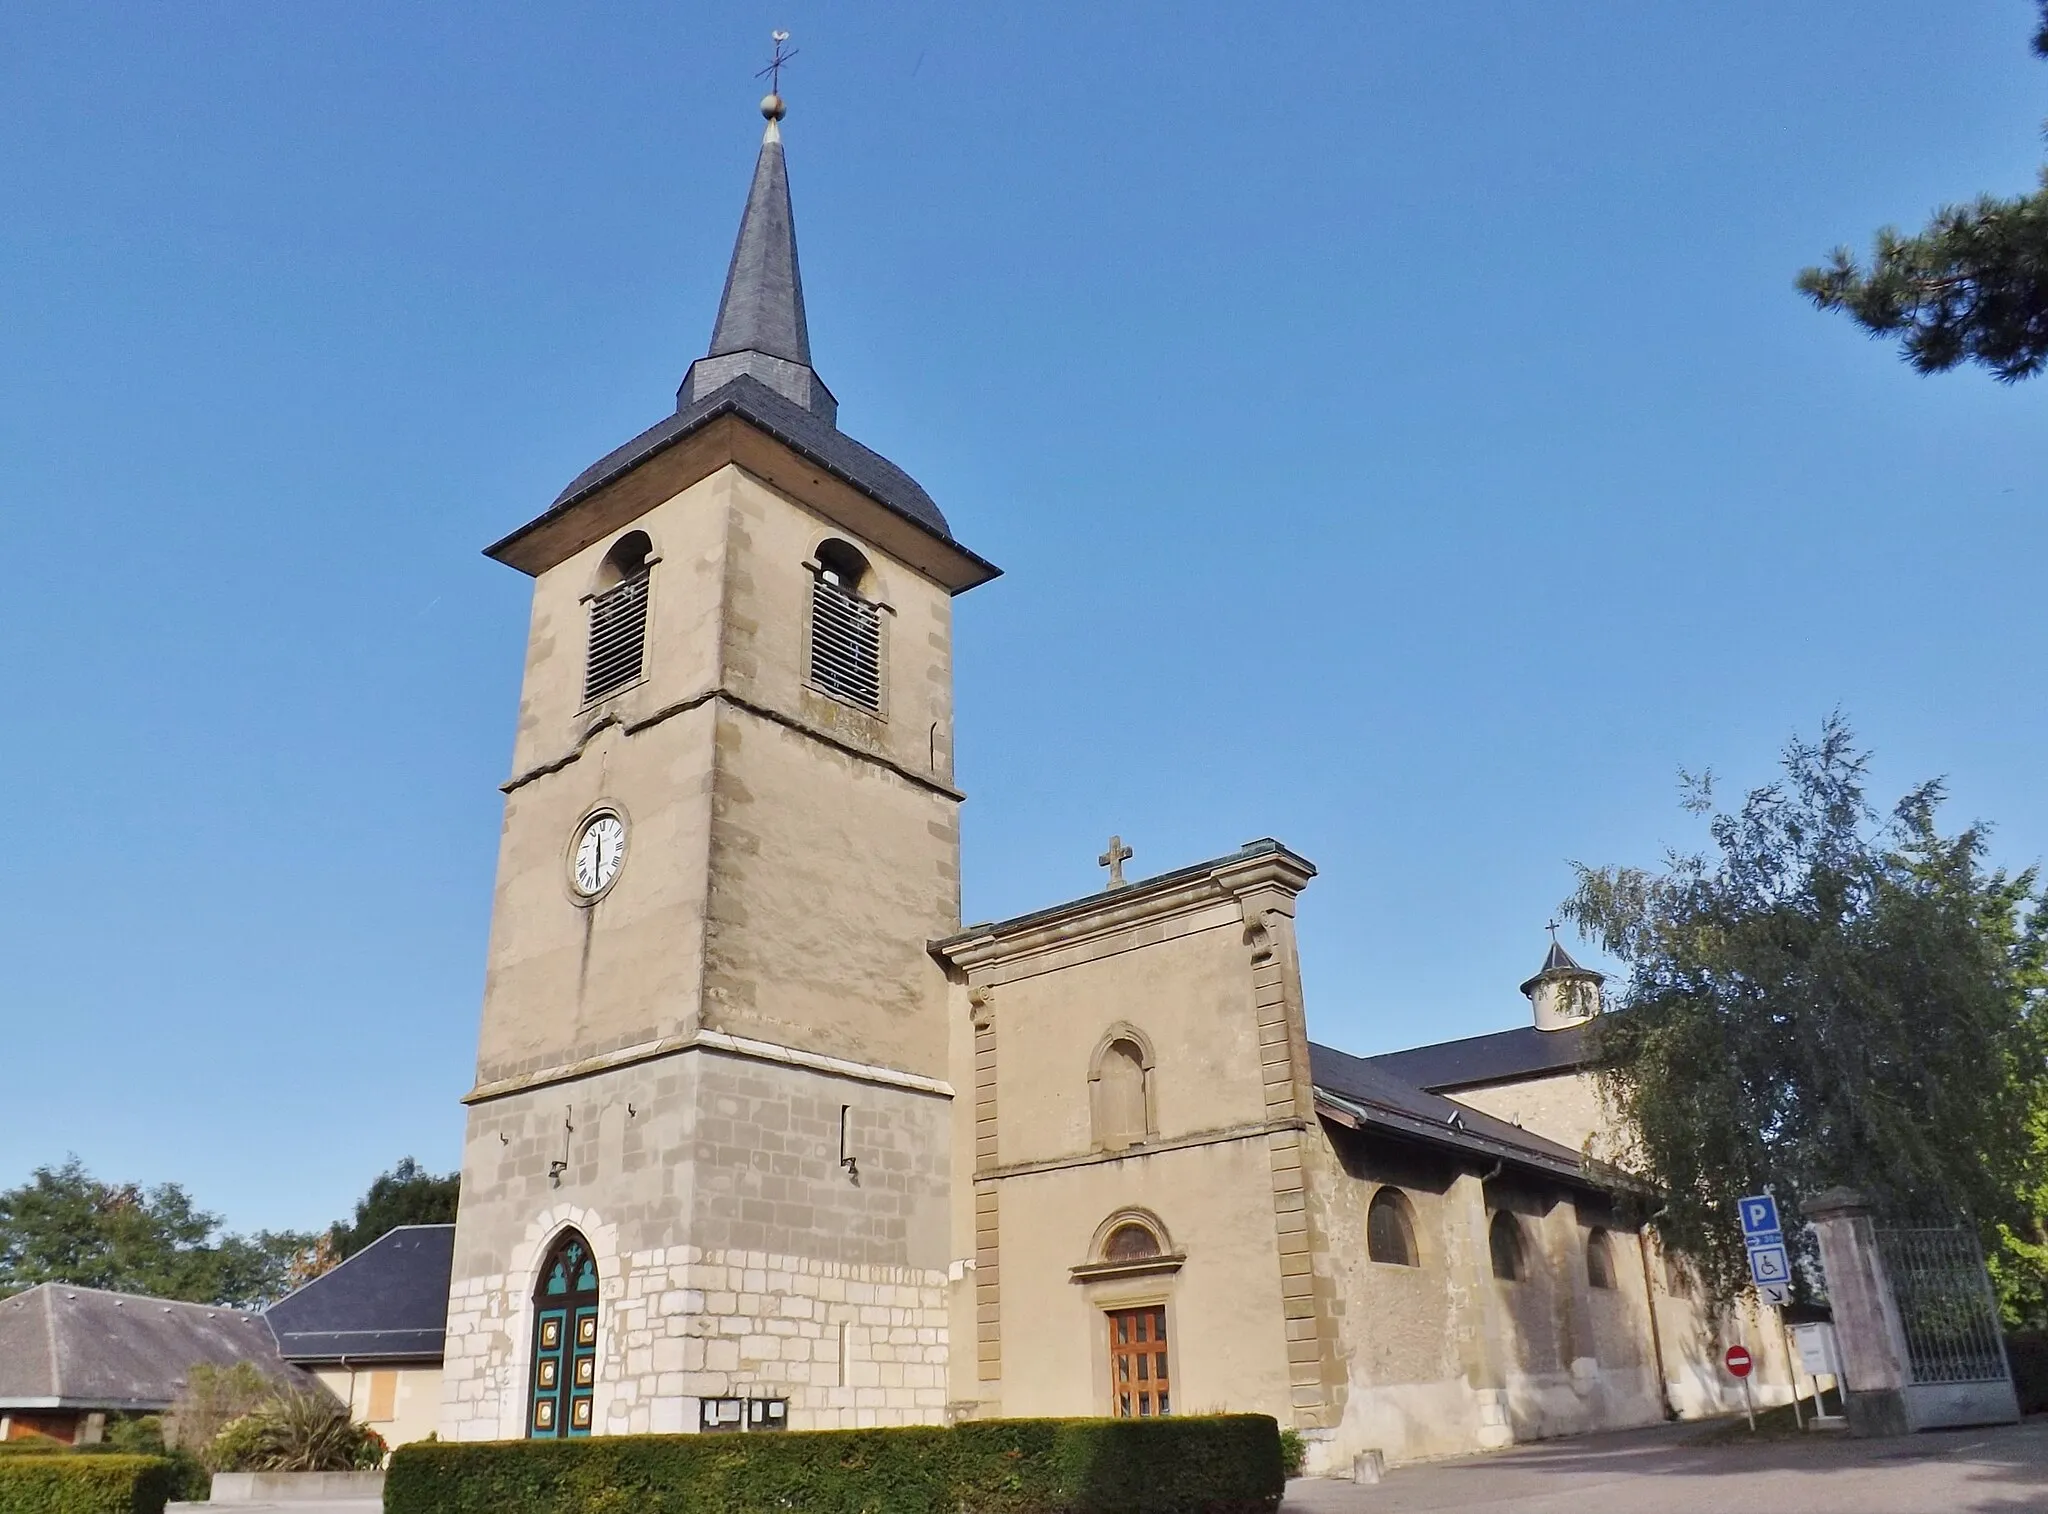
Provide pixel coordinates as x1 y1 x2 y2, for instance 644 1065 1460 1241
1106 1305 1171 1418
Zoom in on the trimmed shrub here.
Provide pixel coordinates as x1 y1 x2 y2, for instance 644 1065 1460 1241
0 1443 68 1458
72 1426 209 1505
0 1454 171 1514
386 1427 956 1514
950 1417 1284 1513
384 1416 1282 1514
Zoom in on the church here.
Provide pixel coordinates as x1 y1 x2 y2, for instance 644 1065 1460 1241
437 86 1786 1472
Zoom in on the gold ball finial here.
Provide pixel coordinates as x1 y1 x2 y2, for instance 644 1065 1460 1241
760 92 786 121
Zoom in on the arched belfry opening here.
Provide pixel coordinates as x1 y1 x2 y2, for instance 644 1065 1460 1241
808 538 882 711
584 532 654 704
528 1230 600 1438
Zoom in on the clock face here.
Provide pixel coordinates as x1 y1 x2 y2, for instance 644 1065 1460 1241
572 813 626 896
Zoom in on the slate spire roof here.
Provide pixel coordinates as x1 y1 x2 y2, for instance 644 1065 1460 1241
492 92 998 591
678 107 838 424
710 116 809 367
1519 938 1604 998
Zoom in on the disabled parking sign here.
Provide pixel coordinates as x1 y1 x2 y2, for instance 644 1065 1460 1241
1737 1192 1792 1306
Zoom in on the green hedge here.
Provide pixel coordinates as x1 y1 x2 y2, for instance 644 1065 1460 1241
0 1445 68 1458
385 1415 1282 1514
0 1455 171 1514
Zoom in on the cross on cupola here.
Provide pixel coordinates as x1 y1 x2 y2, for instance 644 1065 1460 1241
1098 835 1133 890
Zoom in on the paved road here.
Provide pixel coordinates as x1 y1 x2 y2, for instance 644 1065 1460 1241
1282 1416 2048 1514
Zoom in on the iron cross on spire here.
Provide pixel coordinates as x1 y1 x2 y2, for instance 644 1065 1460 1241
757 29 798 96
1099 835 1133 890
1547 919 1562 946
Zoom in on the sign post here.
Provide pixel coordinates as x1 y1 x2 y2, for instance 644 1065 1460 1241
1780 1315 1805 1429
1725 1344 1755 1430
1733 1193 1788 1432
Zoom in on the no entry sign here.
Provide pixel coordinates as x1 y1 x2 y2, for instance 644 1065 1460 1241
1724 1344 1754 1378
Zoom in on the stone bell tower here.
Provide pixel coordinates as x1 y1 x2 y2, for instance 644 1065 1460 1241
439 82 998 1442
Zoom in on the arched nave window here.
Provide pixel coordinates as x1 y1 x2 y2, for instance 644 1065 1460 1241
1366 1187 1420 1267
1489 1211 1527 1283
1586 1227 1617 1290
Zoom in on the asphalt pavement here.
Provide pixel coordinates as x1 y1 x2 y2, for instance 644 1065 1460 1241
1281 1415 2048 1514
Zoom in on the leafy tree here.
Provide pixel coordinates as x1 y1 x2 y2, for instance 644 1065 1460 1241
326 1158 458 1261
1564 717 2048 1317
0 1158 313 1308
1799 4 2048 380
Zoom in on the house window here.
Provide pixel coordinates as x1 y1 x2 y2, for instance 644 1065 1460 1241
1366 1187 1419 1267
1586 1227 1616 1290
584 532 653 703
528 1230 600 1439
365 1371 397 1423
1106 1306 1171 1418
809 540 882 711
1489 1212 1527 1282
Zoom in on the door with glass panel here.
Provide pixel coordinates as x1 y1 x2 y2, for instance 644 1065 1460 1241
529 1230 600 1438
1106 1305 1171 1417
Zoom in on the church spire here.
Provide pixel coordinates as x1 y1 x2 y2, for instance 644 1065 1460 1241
678 77 838 425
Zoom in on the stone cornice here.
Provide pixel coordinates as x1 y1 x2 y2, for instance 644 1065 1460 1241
465 1027 954 1106
932 838 1316 977
969 1116 1308 1183
501 687 964 802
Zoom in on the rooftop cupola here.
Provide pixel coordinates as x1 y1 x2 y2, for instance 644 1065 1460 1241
1519 938 1605 1032
678 89 838 425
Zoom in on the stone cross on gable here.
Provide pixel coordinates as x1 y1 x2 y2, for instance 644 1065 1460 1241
1098 835 1133 890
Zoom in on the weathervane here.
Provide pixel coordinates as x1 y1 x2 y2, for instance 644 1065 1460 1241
757 28 797 117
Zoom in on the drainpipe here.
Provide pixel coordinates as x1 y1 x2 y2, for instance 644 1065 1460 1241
1636 1229 1675 1420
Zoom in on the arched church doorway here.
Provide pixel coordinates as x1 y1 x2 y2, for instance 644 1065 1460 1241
528 1229 599 1438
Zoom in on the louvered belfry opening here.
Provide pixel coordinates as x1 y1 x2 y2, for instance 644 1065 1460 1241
584 532 653 704
810 540 881 711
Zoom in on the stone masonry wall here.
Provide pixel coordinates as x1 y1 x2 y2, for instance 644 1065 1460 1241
440 1049 951 1440
443 1220 947 1439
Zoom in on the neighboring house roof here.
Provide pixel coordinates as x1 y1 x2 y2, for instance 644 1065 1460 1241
1308 1040 1601 1189
1366 1019 1598 1094
0 1284 303 1412
264 1225 453 1366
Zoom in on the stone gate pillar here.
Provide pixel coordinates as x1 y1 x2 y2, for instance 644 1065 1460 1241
1804 1187 1910 1436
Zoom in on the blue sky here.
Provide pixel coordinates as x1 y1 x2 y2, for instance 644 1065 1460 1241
4 3 2045 1237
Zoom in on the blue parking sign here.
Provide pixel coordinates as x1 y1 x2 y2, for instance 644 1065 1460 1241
1738 1194 1781 1238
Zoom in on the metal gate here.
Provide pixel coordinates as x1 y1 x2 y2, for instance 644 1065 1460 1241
1874 1224 2017 1428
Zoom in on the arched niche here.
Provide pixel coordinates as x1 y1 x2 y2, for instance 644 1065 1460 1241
1087 1022 1157 1152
